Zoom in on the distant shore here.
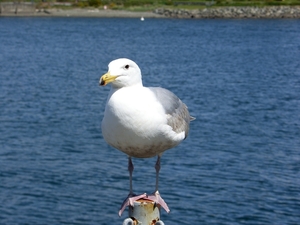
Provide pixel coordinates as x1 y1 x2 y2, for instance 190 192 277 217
155 6 300 18
1 5 300 19
37 8 165 18
0 8 165 18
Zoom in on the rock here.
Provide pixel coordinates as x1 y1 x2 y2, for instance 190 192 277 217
154 6 300 19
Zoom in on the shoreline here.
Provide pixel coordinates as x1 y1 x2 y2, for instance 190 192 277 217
0 8 165 18
1 6 300 19
155 6 300 19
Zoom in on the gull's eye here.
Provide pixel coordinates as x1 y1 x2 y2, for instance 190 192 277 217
125 65 129 69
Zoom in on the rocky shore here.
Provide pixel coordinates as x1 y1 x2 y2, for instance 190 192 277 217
154 6 300 19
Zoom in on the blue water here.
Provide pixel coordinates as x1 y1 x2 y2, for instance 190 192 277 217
0 17 300 225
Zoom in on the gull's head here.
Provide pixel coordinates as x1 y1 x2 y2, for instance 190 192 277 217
99 58 142 88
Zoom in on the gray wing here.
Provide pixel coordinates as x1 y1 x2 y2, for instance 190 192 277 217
149 87 194 139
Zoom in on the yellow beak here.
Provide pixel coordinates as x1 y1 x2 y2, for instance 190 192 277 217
99 72 118 86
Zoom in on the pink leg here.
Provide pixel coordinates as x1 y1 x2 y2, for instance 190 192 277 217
119 157 147 216
128 156 134 195
119 155 170 216
155 155 161 192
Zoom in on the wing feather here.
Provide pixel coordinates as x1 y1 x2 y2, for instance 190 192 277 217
149 87 194 138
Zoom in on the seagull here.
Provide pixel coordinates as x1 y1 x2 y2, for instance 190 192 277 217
99 58 194 216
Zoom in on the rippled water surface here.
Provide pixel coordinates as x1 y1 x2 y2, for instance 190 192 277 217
0 17 300 225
